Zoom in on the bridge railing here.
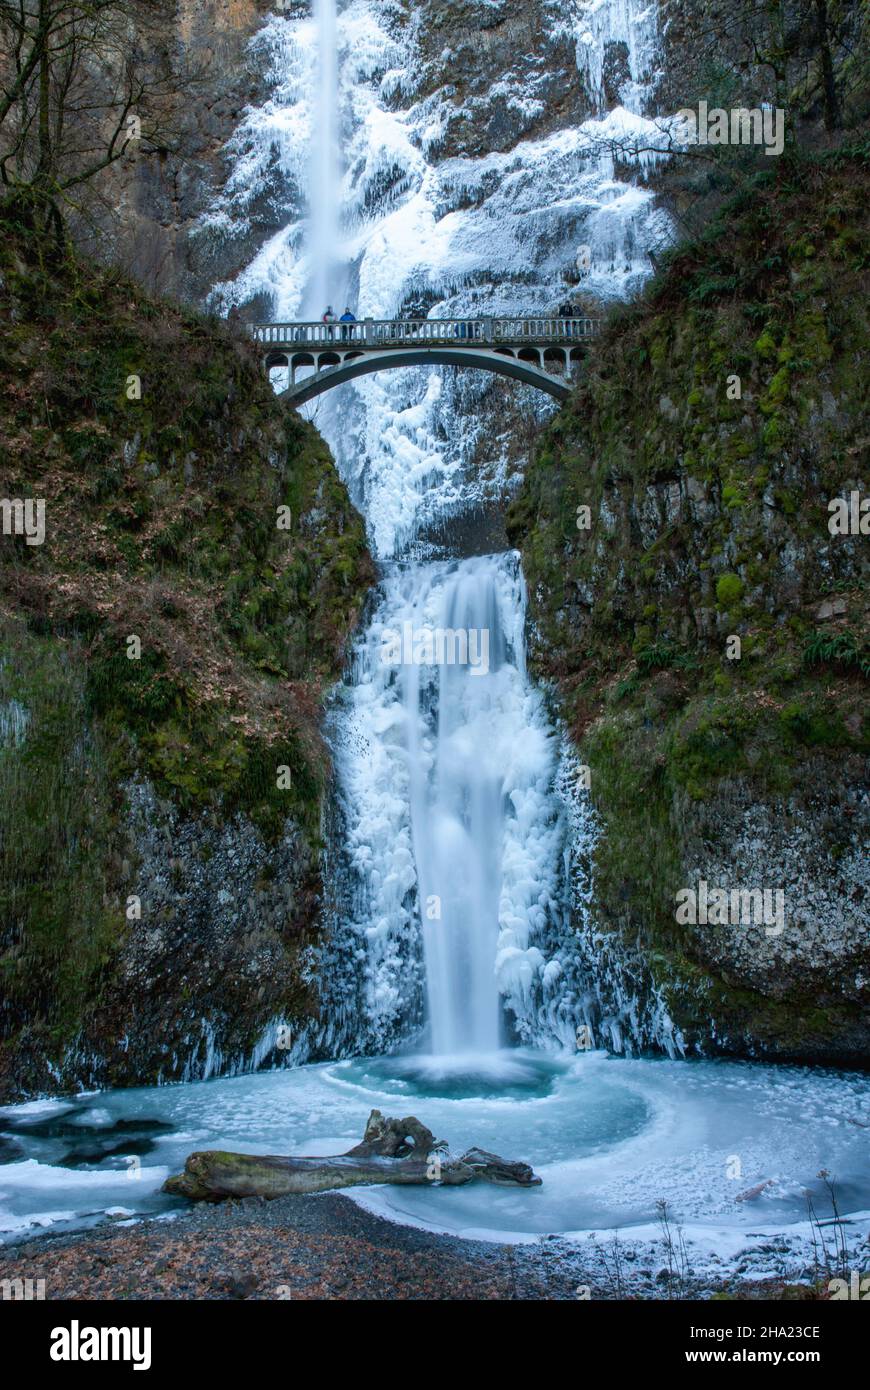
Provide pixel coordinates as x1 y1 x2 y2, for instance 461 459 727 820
249 317 600 348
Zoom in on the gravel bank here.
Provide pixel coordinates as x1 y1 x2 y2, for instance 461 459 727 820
0 1189 842 1301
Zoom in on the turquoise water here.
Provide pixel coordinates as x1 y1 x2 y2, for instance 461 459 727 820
2 1049 868 1244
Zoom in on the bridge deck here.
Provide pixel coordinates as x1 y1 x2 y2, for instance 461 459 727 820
250 316 600 350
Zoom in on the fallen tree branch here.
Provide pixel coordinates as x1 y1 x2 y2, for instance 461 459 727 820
163 1109 542 1202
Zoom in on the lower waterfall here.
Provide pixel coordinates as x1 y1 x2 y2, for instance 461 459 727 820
328 552 568 1057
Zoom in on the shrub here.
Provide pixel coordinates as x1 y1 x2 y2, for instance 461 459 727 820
716 573 744 607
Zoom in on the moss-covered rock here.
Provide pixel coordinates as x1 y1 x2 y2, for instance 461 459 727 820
0 201 374 1099
509 151 869 1064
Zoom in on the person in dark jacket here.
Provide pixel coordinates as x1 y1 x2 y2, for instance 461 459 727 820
339 307 356 341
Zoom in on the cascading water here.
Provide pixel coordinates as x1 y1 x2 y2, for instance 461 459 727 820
307 0 339 316
203 0 675 1059
3 2 870 1268
208 0 673 559
326 552 567 1060
407 562 505 1055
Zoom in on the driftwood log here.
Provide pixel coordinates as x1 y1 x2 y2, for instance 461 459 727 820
163 1109 541 1202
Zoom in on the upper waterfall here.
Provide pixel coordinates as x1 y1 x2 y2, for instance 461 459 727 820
307 0 340 317
206 0 671 560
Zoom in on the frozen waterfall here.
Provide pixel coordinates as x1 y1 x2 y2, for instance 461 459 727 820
307 0 340 316
329 554 565 1056
204 0 674 1058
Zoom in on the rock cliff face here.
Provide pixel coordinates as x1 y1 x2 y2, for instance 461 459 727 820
88 0 272 299
197 0 665 570
18 2 868 1077
0 205 373 1100
103 0 658 305
508 152 869 1064
409 0 595 157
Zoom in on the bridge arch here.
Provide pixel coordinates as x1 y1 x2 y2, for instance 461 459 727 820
269 346 573 406
516 346 543 367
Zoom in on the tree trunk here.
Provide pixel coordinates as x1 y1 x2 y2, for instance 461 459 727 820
37 0 52 189
815 0 841 131
163 1109 542 1202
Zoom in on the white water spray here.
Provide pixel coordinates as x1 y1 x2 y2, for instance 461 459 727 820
207 0 675 1057
332 554 564 1057
409 562 505 1054
307 0 340 317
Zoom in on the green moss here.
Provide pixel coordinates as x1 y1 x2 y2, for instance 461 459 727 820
0 620 120 1048
715 573 744 607
585 715 683 942
779 698 853 749
509 149 870 1062
763 365 791 408
0 202 375 1087
649 335 668 368
754 328 778 359
761 414 789 450
0 209 373 842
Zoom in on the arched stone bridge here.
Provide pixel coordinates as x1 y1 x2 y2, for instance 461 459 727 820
250 317 600 405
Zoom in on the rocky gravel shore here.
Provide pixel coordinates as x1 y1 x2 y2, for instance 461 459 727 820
0 1190 842 1301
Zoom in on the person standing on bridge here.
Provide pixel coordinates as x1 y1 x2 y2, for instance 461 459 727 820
558 300 576 338
339 307 356 342
321 306 336 342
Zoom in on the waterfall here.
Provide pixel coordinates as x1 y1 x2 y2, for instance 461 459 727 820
327 554 566 1058
410 561 505 1055
205 0 676 1061
306 0 340 317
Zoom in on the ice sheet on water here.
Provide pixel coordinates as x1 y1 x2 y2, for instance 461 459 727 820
0 1098 74 1119
0 1160 168 1191
2 1054 868 1250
